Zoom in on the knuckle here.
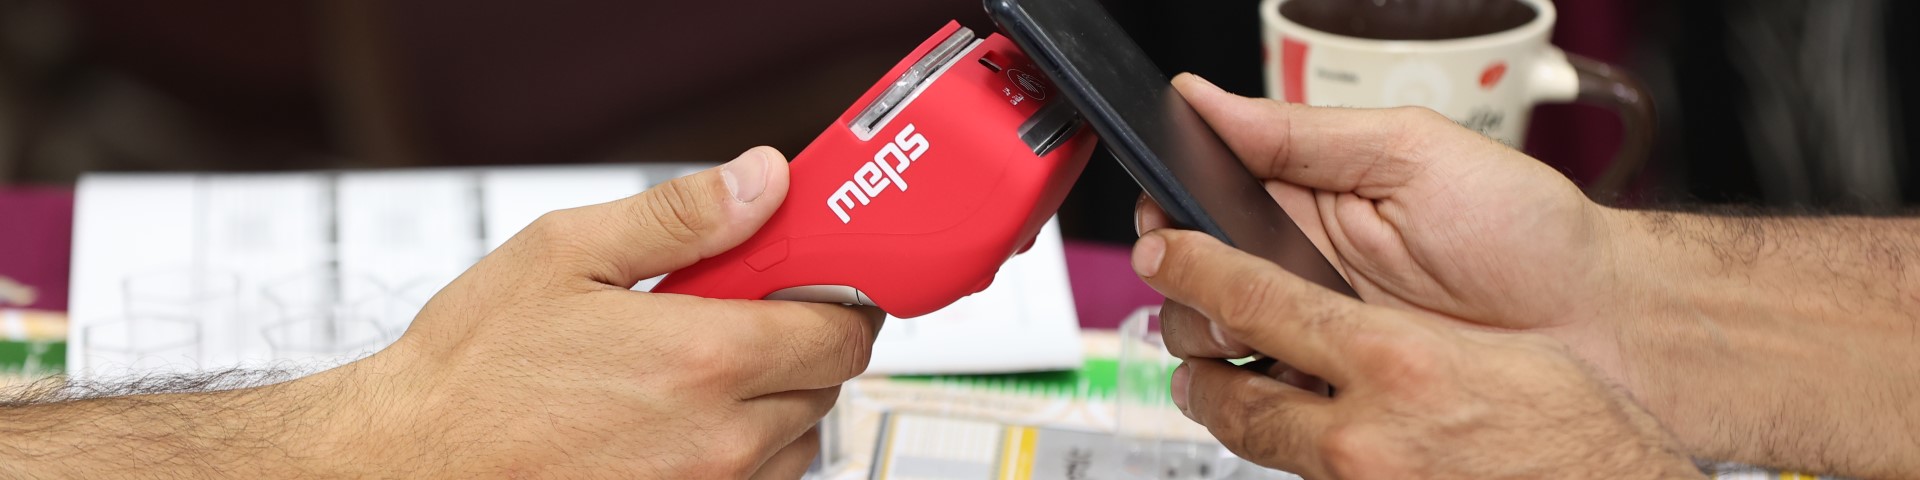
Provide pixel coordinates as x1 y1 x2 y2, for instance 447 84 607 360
1380 110 1441 164
1352 329 1444 393
1213 374 1264 418
640 179 719 246
1194 372 1261 435
1391 105 1450 126
1296 290 1353 335
1319 423 1386 479
523 209 581 245
1346 324 1416 361
1214 267 1293 336
518 209 595 263
677 336 750 388
696 435 762 478
1221 384 1285 459
814 309 875 382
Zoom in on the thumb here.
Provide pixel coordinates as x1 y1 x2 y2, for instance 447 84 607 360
501 146 790 287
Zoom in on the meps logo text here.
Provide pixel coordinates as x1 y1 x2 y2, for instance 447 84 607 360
827 124 930 223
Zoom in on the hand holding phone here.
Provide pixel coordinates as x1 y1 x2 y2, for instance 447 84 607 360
985 0 1357 298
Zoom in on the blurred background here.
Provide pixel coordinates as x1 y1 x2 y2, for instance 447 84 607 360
1 0 1917 244
0 3 1906 476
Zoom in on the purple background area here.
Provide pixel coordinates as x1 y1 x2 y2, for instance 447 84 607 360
1064 241 1163 329
0 186 75 312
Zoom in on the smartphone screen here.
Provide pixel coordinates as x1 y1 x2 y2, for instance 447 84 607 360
986 0 1357 298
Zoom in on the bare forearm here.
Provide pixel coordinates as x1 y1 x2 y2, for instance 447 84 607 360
1612 209 1920 478
1637 209 1920 313
0 371 352 478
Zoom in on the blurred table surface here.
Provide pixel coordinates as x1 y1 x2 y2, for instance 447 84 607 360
0 185 1162 329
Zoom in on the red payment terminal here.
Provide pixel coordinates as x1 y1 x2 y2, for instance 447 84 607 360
652 22 1096 318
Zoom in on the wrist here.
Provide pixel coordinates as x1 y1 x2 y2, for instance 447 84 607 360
283 349 440 477
1594 209 1739 458
1596 209 1920 477
1597 209 1716 321
268 366 372 476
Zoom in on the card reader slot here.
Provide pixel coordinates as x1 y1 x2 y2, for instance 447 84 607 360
1017 100 1083 156
850 27 979 134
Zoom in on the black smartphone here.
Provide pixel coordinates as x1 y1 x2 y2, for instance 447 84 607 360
985 0 1357 298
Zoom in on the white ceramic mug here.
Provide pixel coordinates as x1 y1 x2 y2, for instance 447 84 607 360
1260 0 1651 194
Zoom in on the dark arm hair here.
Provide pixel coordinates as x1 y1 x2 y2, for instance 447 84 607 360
0 368 357 478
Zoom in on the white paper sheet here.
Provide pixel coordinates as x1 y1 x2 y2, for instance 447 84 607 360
867 219 1082 375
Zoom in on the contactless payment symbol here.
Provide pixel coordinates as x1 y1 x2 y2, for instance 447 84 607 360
1007 68 1049 100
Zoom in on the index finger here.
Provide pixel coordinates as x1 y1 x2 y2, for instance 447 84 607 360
1173 73 1497 199
1133 229 1416 386
724 300 886 397
575 292 884 398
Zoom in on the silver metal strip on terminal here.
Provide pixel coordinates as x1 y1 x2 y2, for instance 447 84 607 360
849 27 979 135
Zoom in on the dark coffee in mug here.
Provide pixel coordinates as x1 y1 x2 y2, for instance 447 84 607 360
1279 0 1538 41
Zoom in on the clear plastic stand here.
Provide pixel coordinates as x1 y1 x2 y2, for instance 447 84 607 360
259 271 399 361
83 316 200 377
84 268 241 376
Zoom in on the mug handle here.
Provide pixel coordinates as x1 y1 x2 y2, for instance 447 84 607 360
1552 53 1656 199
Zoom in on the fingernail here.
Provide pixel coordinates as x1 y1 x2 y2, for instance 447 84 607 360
1208 323 1241 357
1191 73 1218 89
1134 198 1148 237
721 148 770 203
1171 363 1192 418
1180 72 1222 91
1132 234 1166 277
